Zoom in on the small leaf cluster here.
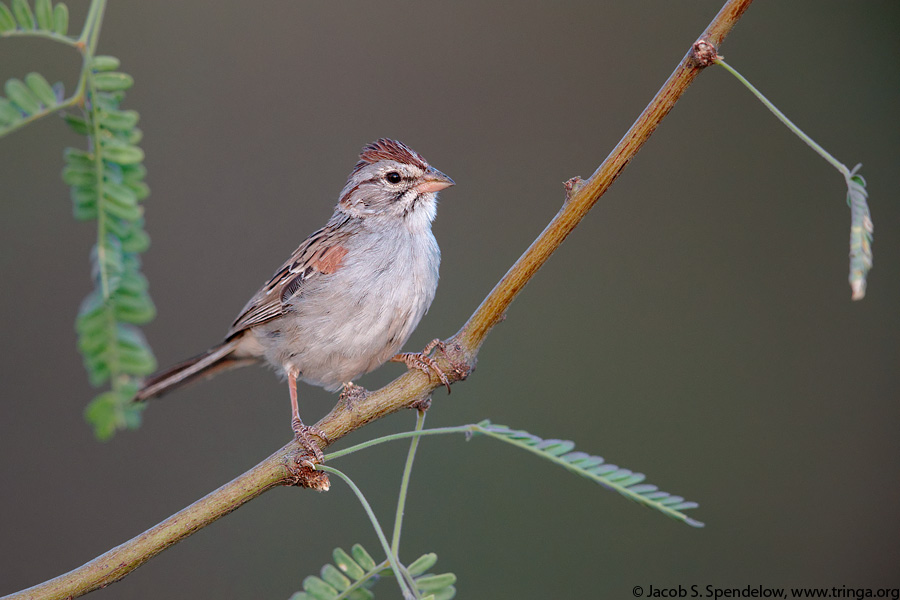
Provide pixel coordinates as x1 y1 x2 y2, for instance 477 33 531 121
291 544 456 600
68 55 156 439
0 0 68 36
475 420 704 527
0 0 74 137
846 167 872 300
0 69 66 134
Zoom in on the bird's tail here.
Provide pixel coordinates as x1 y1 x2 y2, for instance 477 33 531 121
134 338 255 402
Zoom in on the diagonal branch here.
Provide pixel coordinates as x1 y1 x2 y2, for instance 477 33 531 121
2 1 753 598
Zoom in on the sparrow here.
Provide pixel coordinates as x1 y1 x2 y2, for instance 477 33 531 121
135 139 454 460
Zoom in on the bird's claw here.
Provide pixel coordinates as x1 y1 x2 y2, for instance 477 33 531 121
291 418 328 463
392 338 452 393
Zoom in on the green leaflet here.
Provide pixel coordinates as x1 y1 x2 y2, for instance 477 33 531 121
91 55 121 72
24 72 56 106
52 2 66 35
92 71 134 92
0 4 17 32
332 548 366 582
4 78 41 114
11 0 34 30
33 0 50 30
406 553 438 577
0 97 23 125
350 544 377 572
97 108 139 131
101 141 144 165
415 574 457 594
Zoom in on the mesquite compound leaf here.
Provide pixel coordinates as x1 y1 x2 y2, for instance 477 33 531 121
58 54 157 438
473 420 704 527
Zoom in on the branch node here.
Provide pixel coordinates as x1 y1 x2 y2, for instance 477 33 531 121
691 39 720 67
409 395 433 412
339 382 370 411
283 448 331 491
564 176 586 201
441 341 475 382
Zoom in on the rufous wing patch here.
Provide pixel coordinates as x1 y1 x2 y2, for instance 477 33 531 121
313 244 348 275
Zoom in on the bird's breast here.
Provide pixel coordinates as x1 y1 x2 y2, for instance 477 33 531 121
263 228 440 390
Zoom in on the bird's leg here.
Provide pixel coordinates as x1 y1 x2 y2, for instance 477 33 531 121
391 338 452 393
288 369 328 462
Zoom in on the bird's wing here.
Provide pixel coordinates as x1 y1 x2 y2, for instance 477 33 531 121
227 216 352 338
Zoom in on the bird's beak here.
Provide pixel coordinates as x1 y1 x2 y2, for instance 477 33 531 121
415 167 455 193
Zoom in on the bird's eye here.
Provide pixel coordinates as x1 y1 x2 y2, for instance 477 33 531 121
385 171 402 184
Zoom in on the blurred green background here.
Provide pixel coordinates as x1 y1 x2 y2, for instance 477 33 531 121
1 1 898 598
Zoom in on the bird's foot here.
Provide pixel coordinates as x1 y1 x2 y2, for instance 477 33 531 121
392 338 452 393
291 417 328 463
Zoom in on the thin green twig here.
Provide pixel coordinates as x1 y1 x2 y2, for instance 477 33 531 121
0 29 79 45
314 464 415 600
324 425 474 461
79 0 107 49
391 410 426 555
714 58 850 178
391 410 426 576
71 0 107 108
